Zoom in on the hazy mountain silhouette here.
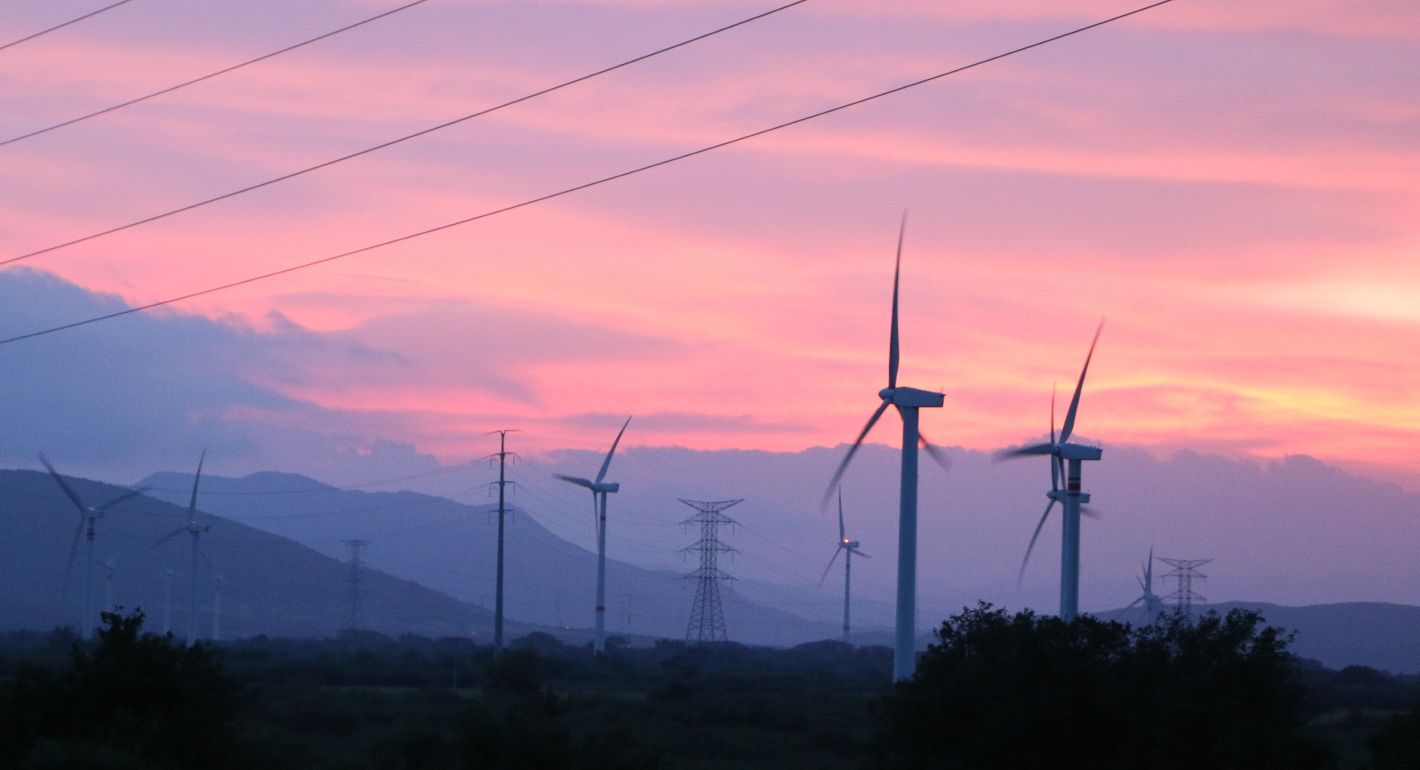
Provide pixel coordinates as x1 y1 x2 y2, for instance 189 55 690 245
136 469 845 645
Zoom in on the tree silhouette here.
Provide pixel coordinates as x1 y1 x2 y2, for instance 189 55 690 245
874 604 1335 770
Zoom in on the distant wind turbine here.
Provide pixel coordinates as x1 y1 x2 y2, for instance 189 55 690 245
823 215 950 681
152 451 213 645
40 454 149 638
1127 547 1164 619
555 416 632 654
995 323 1104 621
819 488 869 644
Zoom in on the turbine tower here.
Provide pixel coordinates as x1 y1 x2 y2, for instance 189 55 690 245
152 451 213 645
40 455 149 638
819 488 869 644
996 323 1104 621
1126 547 1165 619
555 416 632 654
823 216 950 680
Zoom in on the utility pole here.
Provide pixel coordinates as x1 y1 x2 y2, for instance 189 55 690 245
680 498 743 643
343 539 369 631
1159 557 1212 616
485 430 519 655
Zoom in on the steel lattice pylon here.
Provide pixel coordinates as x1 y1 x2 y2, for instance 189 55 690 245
679 498 742 643
343 539 369 631
1158 557 1211 616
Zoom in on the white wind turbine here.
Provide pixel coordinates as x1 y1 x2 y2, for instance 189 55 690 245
823 216 951 680
996 323 1104 621
819 488 869 644
555 416 631 654
152 451 213 645
40 455 149 638
1127 547 1164 619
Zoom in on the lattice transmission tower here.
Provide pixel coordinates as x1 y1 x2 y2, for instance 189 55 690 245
679 498 742 643
1158 557 1211 616
343 539 369 631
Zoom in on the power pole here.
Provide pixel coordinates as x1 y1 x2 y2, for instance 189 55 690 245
680 498 743 643
1158 557 1212 616
485 430 519 655
343 539 369 631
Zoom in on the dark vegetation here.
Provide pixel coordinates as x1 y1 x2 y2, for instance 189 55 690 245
0 608 1415 770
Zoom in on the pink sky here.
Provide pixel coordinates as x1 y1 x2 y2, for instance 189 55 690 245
2 0 1418 487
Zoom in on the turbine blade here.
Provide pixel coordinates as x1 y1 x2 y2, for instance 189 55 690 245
1059 319 1103 443
594 416 632 483
1016 498 1058 586
852 549 871 559
1137 575 1146 591
821 401 891 508
61 518 83 617
1053 456 1064 493
97 485 149 511
187 449 207 522
1126 596 1144 608
554 474 595 489
888 212 907 390
817 546 844 587
39 454 86 513
196 544 217 575
992 443 1054 462
837 488 845 541
918 432 953 473
150 527 185 550
1050 382 1058 445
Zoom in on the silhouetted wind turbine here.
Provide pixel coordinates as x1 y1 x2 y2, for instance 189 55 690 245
819 488 869 644
555 416 631 654
152 451 212 645
1127 547 1164 618
823 216 949 680
40 455 149 638
995 323 1104 621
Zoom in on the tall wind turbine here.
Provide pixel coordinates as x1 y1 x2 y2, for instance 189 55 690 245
819 488 869 644
40 455 149 638
555 416 632 654
1127 547 1164 619
996 323 1104 621
823 216 950 681
152 451 212 645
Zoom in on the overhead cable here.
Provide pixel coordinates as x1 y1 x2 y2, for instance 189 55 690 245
1 0 432 147
0 0 136 54
0 0 1176 347
0 0 810 264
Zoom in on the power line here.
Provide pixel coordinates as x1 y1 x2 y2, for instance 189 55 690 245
0 0 809 265
1 0 432 147
0 0 136 54
0 0 1177 348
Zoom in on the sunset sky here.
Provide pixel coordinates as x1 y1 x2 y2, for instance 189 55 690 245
2 0 1417 491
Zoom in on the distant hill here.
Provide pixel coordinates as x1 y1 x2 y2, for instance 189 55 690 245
1096 601 1420 673
0 469 493 639
136 469 845 646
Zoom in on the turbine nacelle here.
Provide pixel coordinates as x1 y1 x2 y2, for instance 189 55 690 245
878 386 944 408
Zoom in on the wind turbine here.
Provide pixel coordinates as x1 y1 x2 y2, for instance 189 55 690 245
152 451 212 645
823 216 950 681
40 455 149 638
995 323 1104 621
555 416 631 654
819 488 869 644
1127 547 1164 619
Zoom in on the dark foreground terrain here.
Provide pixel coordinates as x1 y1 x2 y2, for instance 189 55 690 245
0 608 1417 770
